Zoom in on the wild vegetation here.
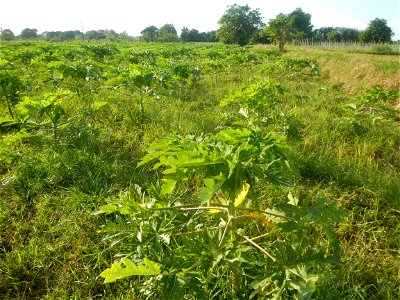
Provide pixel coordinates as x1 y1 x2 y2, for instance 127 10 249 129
0 41 399 299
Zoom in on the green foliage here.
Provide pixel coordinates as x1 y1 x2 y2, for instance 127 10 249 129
217 4 265 46
0 70 22 118
138 127 292 198
360 18 393 43
96 186 346 298
288 8 313 39
313 27 361 42
267 8 313 51
1 41 397 299
341 86 400 121
367 45 395 55
0 29 15 41
267 14 294 52
15 91 71 137
221 79 287 112
100 258 161 283
158 24 178 43
278 57 320 77
141 25 159 42
20 28 38 39
96 127 345 298
47 60 104 99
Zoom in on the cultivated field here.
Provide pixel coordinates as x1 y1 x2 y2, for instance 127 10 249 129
1 41 399 299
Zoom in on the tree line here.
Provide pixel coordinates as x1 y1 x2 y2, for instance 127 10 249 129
0 4 395 48
0 28 134 42
215 5 394 50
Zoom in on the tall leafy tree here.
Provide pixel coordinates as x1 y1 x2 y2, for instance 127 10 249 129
0 29 15 41
140 25 159 42
217 4 264 46
84 30 106 40
267 13 294 52
288 7 313 39
313 27 334 41
181 27 201 42
158 24 178 42
20 28 38 39
313 27 360 42
204 30 218 42
360 18 393 43
327 30 341 42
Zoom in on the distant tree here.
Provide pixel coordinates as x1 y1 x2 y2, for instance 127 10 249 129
313 27 360 42
288 7 313 39
1 29 15 41
180 27 190 41
20 28 38 39
251 27 271 44
65 30 83 41
85 30 107 40
267 13 294 52
181 27 202 42
119 31 133 41
338 27 360 42
184 29 218 43
205 30 218 42
327 30 341 42
313 27 334 41
141 25 159 42
360 18 393 43
217 4 264 46
158 24 178 42
104 29 118 41
42 31 63 41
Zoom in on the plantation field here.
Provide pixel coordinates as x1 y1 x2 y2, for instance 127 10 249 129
1 41 399 299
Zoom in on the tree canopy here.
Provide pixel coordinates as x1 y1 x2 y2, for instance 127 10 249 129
20 28 38 39
140 25 159 42
180 28 217 43
158 24 178 42
217 4 264 46
1 29 15 41
266 8 314 51
313 27 360 42
288 8 313 39
267 13 294 52
360 18 393 43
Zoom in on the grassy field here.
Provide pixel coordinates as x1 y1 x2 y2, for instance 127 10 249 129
0 41 399 299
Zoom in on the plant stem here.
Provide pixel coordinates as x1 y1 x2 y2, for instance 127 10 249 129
236 231 276 261
2 91 15 119
149 204 291 220
219 216 233 247
6 97 15 119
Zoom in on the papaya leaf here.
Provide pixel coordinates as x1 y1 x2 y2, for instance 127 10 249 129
161 178 178 195
199 174 226 203
234 182 250 207
100 257 161 283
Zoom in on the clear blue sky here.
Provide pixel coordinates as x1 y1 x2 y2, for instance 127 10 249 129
1 0 399 40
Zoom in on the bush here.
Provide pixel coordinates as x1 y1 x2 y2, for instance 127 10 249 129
367 45 395 55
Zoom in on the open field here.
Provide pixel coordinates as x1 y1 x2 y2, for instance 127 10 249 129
1 41 399 299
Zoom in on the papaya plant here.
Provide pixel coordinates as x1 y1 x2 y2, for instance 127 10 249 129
220 79 304 141
96 127 346 299
263 57 320 78
46 60 104 101
15 91 71 138
0 70 22 119
108 64 156 126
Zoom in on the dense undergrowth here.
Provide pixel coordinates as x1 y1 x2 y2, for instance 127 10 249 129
0 41 399 299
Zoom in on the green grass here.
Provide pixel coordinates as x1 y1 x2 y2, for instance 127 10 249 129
1 41 399 299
